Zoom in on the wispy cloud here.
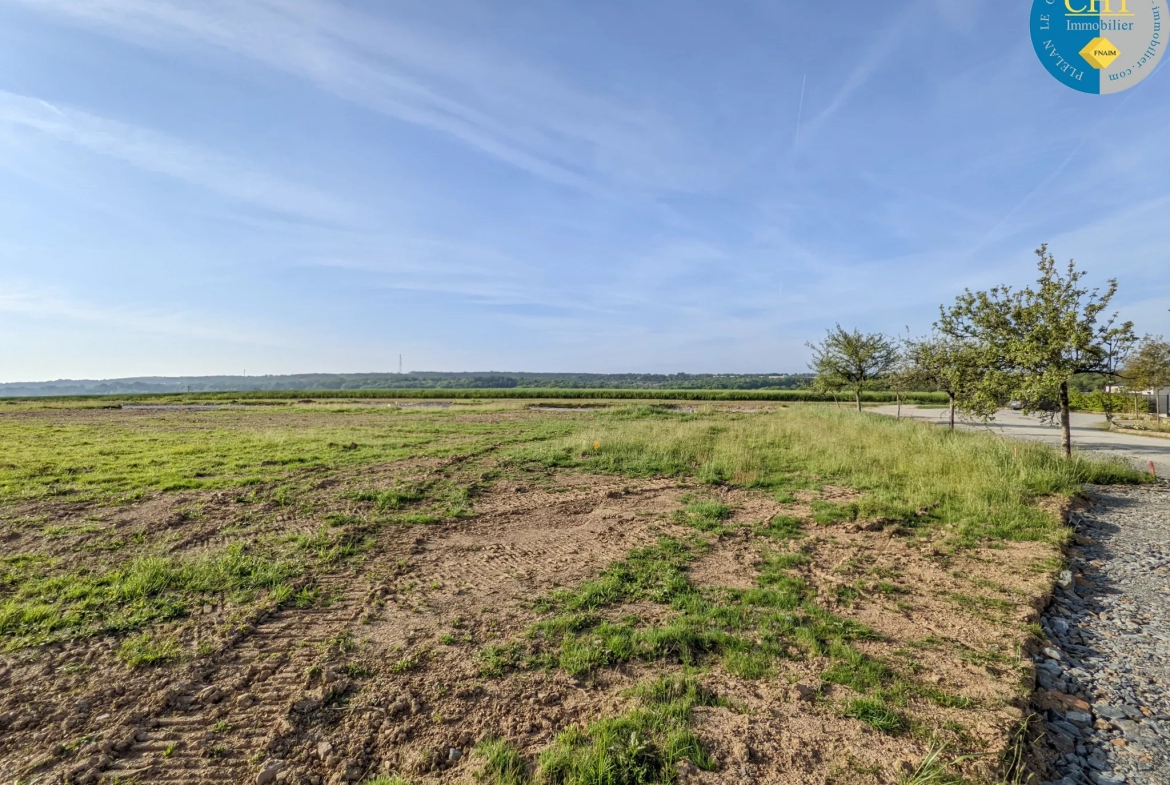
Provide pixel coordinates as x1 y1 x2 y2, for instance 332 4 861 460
0 88 353 223
800 0 936 141
0 281 290 346
3 0 724 194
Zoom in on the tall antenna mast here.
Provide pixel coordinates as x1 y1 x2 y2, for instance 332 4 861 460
399 354 402 375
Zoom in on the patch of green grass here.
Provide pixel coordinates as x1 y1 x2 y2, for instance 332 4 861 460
758 515 805 540
876 581 908 596
811 501 859 525
820 643 896 694
1 543 300 649
348 483 428 510
537 675 719 784
480 643 526 678
118 631 181 668
528 536 875 679
843 697 908 734
289 523 380 564
534 537 701 614
918 687 975 710
761 550 810 570
672 498 734 533
476 738 530 785
293 587 322 608
721 649 773 679
0 404 585 505
361 778 414 785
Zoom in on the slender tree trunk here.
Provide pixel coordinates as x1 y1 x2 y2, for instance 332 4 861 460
1059 381 1072 458
948 392 956 430
896 392 902 420
855 388 862 413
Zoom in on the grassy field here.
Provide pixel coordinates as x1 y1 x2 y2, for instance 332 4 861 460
0 400 1147 785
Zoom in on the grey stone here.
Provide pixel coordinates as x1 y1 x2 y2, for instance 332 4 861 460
257 761 285 785
1052 720 1083 738
1038 671 1064 692
1113 719 1138 734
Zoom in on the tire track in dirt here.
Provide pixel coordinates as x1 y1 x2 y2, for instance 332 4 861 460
95 576 363 785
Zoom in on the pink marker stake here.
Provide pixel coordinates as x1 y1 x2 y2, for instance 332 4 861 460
1150 461 1158 480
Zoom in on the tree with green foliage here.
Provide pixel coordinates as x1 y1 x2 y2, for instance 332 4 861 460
807 325 899 413
937 244 1135 457
1124 335 1170 417
905 335 993 430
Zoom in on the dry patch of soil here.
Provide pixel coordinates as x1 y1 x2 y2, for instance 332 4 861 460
0 472 1058 785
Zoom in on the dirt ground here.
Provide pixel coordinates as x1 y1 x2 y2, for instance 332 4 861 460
0 462 1058 785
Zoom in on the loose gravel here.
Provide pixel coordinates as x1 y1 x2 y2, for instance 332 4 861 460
1038 484 1170 785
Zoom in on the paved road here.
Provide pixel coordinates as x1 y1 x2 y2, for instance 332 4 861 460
872 405 1170 478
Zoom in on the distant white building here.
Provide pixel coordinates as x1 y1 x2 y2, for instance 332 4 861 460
1105 386 1170 416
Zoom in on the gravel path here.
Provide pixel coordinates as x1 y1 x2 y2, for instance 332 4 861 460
1038 484 1170 785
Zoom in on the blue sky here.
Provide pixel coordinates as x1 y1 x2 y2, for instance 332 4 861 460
1 0 1167 381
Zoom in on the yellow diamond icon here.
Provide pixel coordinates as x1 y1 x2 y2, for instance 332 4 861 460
1080 37 1121 69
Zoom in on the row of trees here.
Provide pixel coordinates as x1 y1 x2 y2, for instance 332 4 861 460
809 244 1170 456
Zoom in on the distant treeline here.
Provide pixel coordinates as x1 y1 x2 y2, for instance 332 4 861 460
1 388 952 404
0 372 816 398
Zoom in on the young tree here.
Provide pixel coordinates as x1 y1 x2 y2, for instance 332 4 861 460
937 244 1135 457
905 335 993 430
807 325 899 413
885 348 915 420
1124 335 1170 417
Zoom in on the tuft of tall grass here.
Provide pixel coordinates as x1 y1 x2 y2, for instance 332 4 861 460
843 696 908 734
118 631 181 668
476 738 530 785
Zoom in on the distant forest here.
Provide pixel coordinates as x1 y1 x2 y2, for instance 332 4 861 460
0 372 815 398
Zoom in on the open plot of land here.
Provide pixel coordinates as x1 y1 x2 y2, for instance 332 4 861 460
0 401 1148 785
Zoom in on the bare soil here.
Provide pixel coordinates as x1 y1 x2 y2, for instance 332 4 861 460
0 467 1057 785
